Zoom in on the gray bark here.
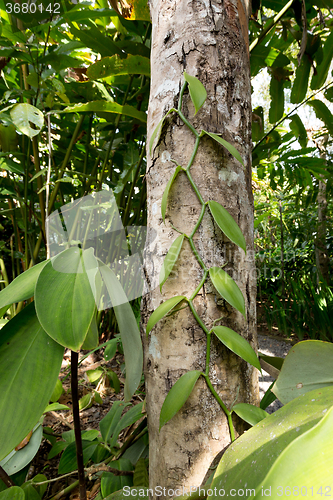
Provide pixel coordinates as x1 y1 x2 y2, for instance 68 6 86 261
142 0 259 495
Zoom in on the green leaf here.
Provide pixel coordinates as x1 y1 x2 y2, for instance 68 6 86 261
159 234 185 291
58 440 98 474
49 378 64 403
109 402 144 448
307 99 333 136
208 200 246 253
100 401 126 443
70 26 123 58
133 458 149 487
269 76 284 123
290 57 311 104
44 403 69 413
210 386 333 499
232 403 268 426
149 108 175 155
99 264 143 401
0 423 42 476
81 315 99 350
311 29 333 90
212 326 261 371
209 267 245 316
87 54 150 80
10 104 44 139
63 101 147 123
21 483 41 500
35 248 96 351
161 165 182 222
0 260 48 312
0 487 24 500
159 370 202 430
203 131 244 166
146 295 187 336
107 370 121 393
184 72 207 114
273 340 333 405
104 338 118 360
289 114 307 148
0 303 64 461
254 405 333 497
101 459 133 498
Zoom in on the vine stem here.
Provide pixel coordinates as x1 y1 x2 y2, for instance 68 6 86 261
71 351 87 500
0 465 15 488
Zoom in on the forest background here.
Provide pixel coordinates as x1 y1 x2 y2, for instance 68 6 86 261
0 0 333 498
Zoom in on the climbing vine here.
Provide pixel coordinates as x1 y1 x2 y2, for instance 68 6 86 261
146 73 264 441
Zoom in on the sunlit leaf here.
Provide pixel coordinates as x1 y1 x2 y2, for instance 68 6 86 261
208 200 246 252
63 101 147 123
184 72 207 115
87 54 150 80
209 267 245 316
212 326 261 370
232 403 268 426
159 370 201 430
10 104 44 139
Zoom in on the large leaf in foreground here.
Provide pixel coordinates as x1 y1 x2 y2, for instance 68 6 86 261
254 405 333 497
99 264 143 401
273 340 333 405
0 260 48 312
212 326 261 371
35 248 96 351
208 200 246 252
209 267 245 316
0 487 24 500
0 303 64 461
210 386 333 499
160 370 201 430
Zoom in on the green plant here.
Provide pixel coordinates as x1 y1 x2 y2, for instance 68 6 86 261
146 73 264 441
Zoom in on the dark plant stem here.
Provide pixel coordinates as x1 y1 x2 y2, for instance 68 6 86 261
0 465 15 488
71 350 87 500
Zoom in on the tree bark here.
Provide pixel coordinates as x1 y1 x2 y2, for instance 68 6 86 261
142 0 259 495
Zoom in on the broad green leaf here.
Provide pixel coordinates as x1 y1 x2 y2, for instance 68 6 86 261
290 57 311 104
58 440 98 474
44 403 69 413
0 423 42 476
203 131 244 166
307 100 333 136
21 483 41 500
232 403 268 426
0 303 64 461
254 405 333 498
35 248 96 351
184 72 207 114
87 54 150 80
212 326 261 371
63 101 147 123
210 386 333 499
133 457 149 487
161 165 182 221
146 295 187 336
104 338 118 360
70 25 123 58
311 29 333 90
10 104 44 139
273 340 333 405
208 200 246 252
49 378 63 403
101 460 133 498
258 353 284 371
99 264 143 401
0 158 22 175
0 487 24 500
209 267 245 316
109 402 144 448
159 370 201 430
289 114 307 148
159 234 185 291
100 401 126 443
260 382 277 410
81 315 99 350
269 75 284 123
0 260 48 313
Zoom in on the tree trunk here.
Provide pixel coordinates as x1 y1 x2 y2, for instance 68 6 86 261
142 0 259 495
